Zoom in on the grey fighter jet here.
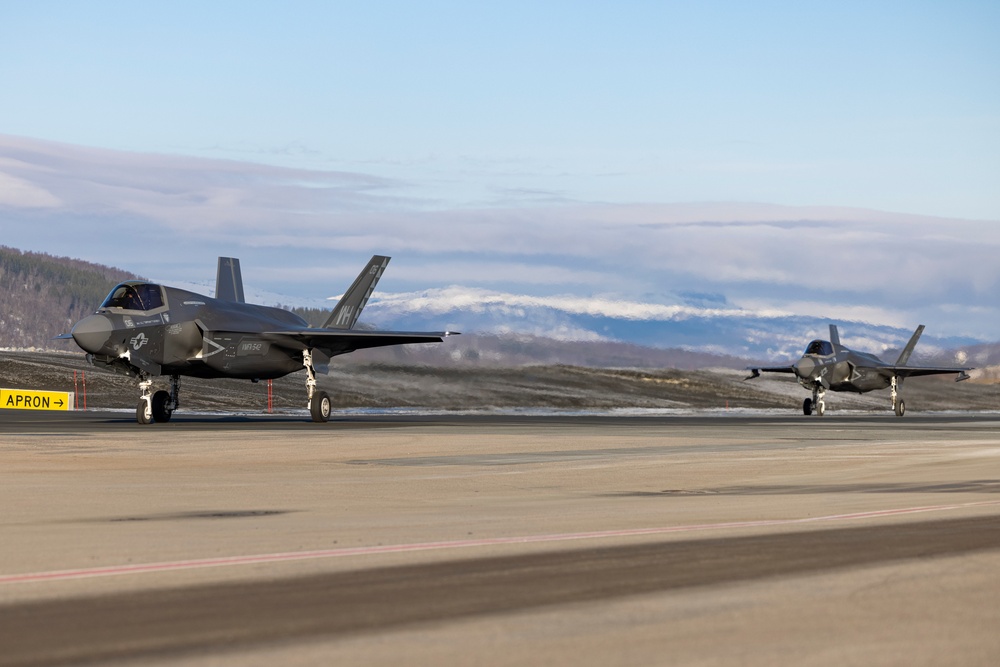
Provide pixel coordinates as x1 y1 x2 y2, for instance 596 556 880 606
59 256 457 424
746 324 971 416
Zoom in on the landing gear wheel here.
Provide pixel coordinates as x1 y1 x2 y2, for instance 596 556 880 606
310 390 332 423
816 400 826 416
152 390 173 423
803 398 813 416
136 399 153 424
895 399 905 417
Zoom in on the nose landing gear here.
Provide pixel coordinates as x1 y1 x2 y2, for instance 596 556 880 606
135 374 180 424
803 385 826 416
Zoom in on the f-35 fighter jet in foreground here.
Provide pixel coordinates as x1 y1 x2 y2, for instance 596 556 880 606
60 256 457 423
746 324 971 416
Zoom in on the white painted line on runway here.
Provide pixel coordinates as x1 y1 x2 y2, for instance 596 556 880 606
4 500 1000 587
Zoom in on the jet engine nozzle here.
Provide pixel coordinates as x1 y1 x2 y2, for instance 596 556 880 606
71 314 114 354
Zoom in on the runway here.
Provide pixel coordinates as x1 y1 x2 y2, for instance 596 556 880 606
2 410 1000 665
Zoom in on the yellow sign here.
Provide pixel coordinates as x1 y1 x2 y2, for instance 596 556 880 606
0 388 74 411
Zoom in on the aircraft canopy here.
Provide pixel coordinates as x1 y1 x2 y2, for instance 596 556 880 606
804 340 834 356
101 283 165 311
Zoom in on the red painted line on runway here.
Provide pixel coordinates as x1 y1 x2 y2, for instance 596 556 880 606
4 500 1000 586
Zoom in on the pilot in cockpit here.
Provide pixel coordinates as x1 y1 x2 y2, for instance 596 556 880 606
101 284 164 311
805 340 834 356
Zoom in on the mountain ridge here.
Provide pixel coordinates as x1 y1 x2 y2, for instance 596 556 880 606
2 245 996 371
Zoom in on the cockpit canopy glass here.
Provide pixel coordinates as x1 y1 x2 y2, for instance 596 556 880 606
101 283 164 311
804 340 834 356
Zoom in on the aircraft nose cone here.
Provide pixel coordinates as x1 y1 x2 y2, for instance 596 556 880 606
793 357 816 379
71 314 113 354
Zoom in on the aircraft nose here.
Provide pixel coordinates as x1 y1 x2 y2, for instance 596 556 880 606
71 314 113 354
792 356 816 379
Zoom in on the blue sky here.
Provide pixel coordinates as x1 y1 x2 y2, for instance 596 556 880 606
3 1 998 217
2 2 999 344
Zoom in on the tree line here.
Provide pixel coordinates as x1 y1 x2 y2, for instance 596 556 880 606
0 246 137 349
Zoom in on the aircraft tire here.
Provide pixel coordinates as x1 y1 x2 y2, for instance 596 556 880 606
136 399 153 424
816 400 825 416
803 398 813 416
310 390 332 423
895 399 905 417
152 390 173 423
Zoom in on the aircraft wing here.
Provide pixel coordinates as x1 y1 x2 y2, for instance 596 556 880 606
745 366 796 380
878 365 972 381
262 329 458 356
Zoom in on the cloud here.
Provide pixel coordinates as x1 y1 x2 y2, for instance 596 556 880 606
2 134 999 341
0 171 61 208
0 134 407 232
368 286 788 321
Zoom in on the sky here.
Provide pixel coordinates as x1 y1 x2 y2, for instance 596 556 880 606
2 1 999 344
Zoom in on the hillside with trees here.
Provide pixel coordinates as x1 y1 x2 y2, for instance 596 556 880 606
0 246 138 349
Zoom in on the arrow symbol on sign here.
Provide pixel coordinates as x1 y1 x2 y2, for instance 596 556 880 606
56 399 64 407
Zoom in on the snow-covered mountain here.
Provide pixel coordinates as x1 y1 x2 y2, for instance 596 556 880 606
354 287 984 365
160 279 987 366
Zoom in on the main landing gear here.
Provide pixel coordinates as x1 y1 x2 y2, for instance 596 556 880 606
303 350 331 423
891 376 905 417
803 385 826 416
136 374 180 424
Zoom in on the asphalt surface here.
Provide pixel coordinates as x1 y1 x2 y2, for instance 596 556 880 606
4 407 1000 432
2 410 1000 666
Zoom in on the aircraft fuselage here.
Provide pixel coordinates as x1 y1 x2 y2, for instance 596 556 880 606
72 282 309 380
792 349 893 394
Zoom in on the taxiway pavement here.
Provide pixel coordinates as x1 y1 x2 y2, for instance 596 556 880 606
2 411 999 666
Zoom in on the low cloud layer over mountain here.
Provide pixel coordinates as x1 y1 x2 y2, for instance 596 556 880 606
3 134 998 358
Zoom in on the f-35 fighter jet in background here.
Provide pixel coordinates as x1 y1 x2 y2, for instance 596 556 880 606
60 256 457 423
746 324 971 416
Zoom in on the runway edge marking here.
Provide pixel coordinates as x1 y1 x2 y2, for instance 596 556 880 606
4 500 1000 587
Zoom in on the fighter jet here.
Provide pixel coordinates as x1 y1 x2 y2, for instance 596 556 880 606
59 256 457 423
746 324 971 416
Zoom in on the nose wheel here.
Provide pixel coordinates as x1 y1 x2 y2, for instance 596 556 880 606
804 386 826 416
135 374 180 424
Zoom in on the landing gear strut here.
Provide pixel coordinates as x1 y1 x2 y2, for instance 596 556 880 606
891 376 905 417
804 384 826 416
136 374 153 424
303 350 331 423
136 374 180 424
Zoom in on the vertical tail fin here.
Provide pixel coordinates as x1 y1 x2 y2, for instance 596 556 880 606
215 257 245 303
322 256 390 329
829 324 841 349
895 325 925 366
